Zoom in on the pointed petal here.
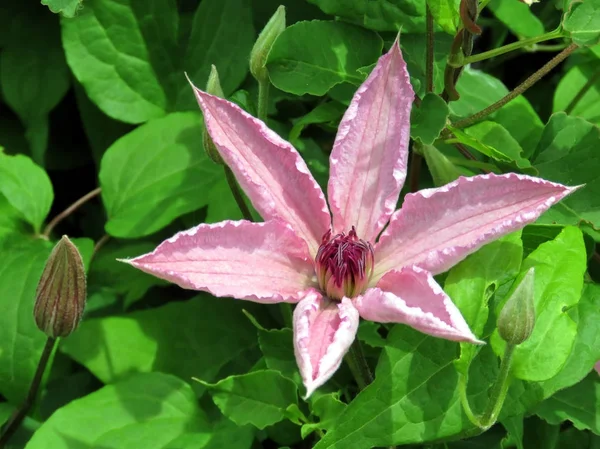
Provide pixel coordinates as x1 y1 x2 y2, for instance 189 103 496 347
375 173 579 278
189 84 330 256
293 292 359 398
595 361 600 375
125 220 316 304
356 266 482 343
327 37 414 241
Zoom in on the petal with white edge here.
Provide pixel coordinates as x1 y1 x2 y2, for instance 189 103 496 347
356 266 482 343
125 220 316 304
189 84 331 257
375 173 579 279
328 36 413 242
293 292 359 398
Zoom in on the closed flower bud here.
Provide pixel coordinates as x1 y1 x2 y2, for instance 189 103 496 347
34 236 87 338
498 268 535 345
203 65 225 165
250 5 286 83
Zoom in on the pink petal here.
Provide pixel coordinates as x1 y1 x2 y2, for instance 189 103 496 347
595 361 600 375
355 266 482 343
124 220 316 304
375 173 579 279
293 292 359 398
189 82 331 256
327 37 414 242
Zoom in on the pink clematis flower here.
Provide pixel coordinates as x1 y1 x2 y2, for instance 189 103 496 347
126 40 577 397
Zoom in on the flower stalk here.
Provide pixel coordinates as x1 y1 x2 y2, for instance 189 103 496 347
344 339 373 390
0 337 56 447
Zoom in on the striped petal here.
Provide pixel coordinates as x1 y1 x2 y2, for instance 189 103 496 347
189 84 331 257
374 173 579 279
356 266 481 343
293 292 359 398
327 37 413 242
124 220 316 304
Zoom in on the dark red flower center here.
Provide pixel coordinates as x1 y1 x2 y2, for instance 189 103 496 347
315 227 374 300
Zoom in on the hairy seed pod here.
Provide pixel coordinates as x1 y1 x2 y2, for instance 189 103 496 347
34 236 87 338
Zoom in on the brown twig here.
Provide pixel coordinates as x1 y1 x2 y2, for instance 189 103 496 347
43 188 102 238
453 43 579 129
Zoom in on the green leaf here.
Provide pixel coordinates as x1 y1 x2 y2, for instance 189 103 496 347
411 93 449 145
313 326 475 449
564 0 600 46
198 370 299 430
554 61 600 124
463 121 533 170
25 372 206 449
266 20 383 96
302 392 347 438
289 101 346 145
0 194 29 244
41 0 82 17
73 82 133 165
61 296 261 395
533 113 600 231
401 33 453 96
421 144 463 186
61 0 179 123
449 126 513 163
88 241 168 308
0 240 52 403
163 417 255 449
99 112 220 238
306 0 427 33
492 97 544 158
535 373 600 434
176 0 254 109
492 227 586 381
450 68 508 118
537 283 600 397
444 232 523 375
426 0 460 34
0 152 53 233
0 7 70 163
502 415 525 449
489 0 544 38
258 328 301 386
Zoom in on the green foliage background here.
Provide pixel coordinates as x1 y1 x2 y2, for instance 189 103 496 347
1 0 600 448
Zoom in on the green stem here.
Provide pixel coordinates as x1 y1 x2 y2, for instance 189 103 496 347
257 79 270 122
344 339 373 391
223 166 253 221
458 373 481 428
453 42 578 128
564 68 600 114
0 337 56 447
480 343 516 429
426 5 434 93
459 28 566 67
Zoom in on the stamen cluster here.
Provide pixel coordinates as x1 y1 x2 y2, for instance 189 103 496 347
315 227 374 300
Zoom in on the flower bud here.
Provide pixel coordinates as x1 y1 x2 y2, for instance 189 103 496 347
250 5 286 83
203 65 225 165
497 268 535 345
34 235 87 338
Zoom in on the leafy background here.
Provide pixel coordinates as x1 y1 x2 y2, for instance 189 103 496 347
1 0 600 448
